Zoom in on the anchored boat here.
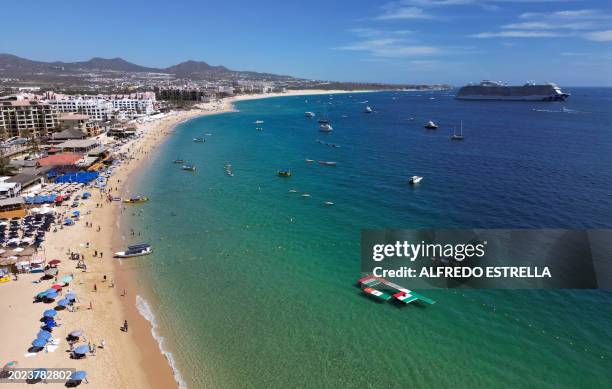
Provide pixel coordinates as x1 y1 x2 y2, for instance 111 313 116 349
115 244 152 258
277 169 291 177
123 196 149 204
182 164 196 171
424 121 438 129
409 176 423 184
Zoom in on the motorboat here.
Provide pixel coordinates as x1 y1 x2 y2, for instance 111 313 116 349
305 159 315 163
182 164 196 171
364 106 373 113
193 137 205 143
304 112 315 117
254 120 264 124
319 124 333 132
173 159 186 164
277 169 291 177
114 244 152 258
409 176 423 184
324 201 334 206
317 161 337 166
424 121 438 129
123 196 149 204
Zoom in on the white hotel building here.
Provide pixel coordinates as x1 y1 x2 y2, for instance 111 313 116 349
46 98 113 121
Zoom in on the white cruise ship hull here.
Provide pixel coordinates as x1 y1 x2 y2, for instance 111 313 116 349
456 94 568 101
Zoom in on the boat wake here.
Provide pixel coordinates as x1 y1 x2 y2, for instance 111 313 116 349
532 107 578 114
136 295 188 389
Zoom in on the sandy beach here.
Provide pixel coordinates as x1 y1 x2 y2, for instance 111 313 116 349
0 89 360 388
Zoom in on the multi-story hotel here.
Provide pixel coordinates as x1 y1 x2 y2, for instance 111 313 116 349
0 100 60 139
46 98 114 121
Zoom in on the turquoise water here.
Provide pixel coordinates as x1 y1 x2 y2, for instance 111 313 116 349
125 91 612 388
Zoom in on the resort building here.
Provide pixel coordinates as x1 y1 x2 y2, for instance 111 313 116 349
0 100 60 140
47 98 113 122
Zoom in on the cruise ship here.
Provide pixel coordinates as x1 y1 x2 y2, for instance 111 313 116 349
456 81 569 101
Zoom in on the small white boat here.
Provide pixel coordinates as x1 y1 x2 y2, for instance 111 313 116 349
424 121 438 129
304 111 315 117
319 124 333 132
324 201 334 206
288 189 298 193
317 161 337 166
364 106 373 113
254 120 264 124
301 193 311 198
409 176 423 185
305 159 315 163
115 244 152 258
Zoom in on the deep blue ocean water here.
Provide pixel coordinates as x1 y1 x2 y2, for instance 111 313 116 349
124 89 612 388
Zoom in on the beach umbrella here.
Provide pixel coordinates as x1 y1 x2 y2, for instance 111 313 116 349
43 309 57 318
69 329 83 337
44 288 56 295
51 284 62 290
61 275 73 284
65 293 77 301
42 320 57 329
73 345 89 355
48 259 61 266
44 291 58 300
31 338 47 347
57 298 69 307
3 361 17 369
72 371 87 381
37 330 52 340
44 268 58 276
36 291 48 299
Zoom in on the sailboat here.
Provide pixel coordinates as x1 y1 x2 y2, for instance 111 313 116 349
451 121 464 140
318 102 330 124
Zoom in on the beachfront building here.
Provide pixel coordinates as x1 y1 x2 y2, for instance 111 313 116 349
0 100 60 140
110 98 155 117
55 139 101 154
57 113 102 137
0 177 21 198
47 97 113 122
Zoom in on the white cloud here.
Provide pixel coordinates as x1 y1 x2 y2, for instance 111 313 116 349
472 30 568 38
519 9 612 20
584 30 612 41
501 21 595 30
375 5 433 20
336 37 441 58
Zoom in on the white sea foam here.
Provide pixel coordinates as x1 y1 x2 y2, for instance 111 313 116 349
136 295 188 389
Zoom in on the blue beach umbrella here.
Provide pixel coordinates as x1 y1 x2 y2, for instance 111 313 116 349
61 276 73 284
44 291 58 300
32 338 47 347
44 288 56 295
37 330 52 340
72 211 80 216
69 329 83 337
65 292 77 301
43 309 57 318
73 345 89 355
57 298 69 307
72 371 87 381
36 291 48 298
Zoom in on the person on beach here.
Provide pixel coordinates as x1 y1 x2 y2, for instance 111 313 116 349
123 320 128 332
93 284 97 292
100 339 106 349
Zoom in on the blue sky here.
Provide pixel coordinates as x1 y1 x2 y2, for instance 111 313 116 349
1 0 611 85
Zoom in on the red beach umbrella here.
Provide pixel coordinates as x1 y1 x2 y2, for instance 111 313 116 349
48 259 61 266
51 284 62 290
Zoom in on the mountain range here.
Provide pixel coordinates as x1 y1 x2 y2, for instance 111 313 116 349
0 53 294 80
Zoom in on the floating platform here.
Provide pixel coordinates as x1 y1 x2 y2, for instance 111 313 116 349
357 275 435 306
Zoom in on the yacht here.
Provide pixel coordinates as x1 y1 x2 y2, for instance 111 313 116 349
182 164 196 171
319 123 333 132
114 244 152 258
364 106 373 113
409 176 423 185
304 111 315 117
193 137 205 143
424 121 438 129
451 122 464 140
